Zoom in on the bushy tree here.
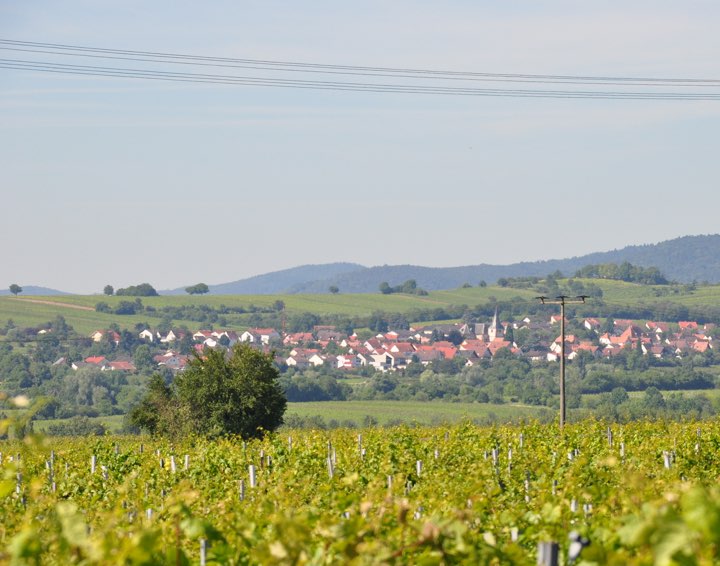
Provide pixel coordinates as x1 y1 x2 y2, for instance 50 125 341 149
9 284 22 296
129 374 182 436
131 344 286 439
176 344 286 439
103 285 114 296
185 283 209 295
116 283 158 297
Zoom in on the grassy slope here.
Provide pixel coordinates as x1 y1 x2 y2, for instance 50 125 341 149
0 287 536 335
1 280 719 336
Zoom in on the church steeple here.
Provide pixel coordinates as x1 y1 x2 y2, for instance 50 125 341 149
488 306 503 341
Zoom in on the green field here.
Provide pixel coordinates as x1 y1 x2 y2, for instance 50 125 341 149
2 278 720 336
284 400 549 425
583 387 720 402
24 402 546 433
31 414 127 434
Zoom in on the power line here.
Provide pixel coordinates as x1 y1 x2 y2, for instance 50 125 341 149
2 38 719 100
2 59 718 100
3 38 719 84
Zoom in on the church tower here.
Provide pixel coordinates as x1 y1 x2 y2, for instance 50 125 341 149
488 307 503 341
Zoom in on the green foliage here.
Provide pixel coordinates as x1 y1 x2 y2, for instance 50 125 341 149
114 299 142 315
103 285 114 296
9 283 22 296
185 283 209 295
132 345 287 439
176 345 286 439
46 415 106 436
378 279 428 296
129 374 183 436
576 261 669 285
6 421 720 563
116 283 158 297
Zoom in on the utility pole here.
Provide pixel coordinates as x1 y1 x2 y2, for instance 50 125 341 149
536 295 587 430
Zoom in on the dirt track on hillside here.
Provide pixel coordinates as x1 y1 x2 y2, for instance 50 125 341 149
12 298 95 311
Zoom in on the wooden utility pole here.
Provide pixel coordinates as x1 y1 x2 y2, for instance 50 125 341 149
537 295 587 430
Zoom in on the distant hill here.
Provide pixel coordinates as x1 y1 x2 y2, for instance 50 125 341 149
164 263 365 295
296 234 720 293
0 285 69 296
191 234 720 294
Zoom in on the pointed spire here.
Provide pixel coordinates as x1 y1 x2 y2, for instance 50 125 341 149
488 306 502 341
491 306 500 330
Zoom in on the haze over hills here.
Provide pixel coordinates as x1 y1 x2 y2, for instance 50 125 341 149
6 235 719 296
163 263 364 295
171 234 720 295
0 285 69 296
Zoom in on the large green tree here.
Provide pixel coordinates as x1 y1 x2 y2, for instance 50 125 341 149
132 344 286 439
175 344 286 439
9 284 22 296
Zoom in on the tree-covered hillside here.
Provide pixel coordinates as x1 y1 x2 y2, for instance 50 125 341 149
187 234 720 294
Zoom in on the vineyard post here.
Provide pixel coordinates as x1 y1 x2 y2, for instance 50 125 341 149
200 539 207 566
537 541 559 566
536 295 587 430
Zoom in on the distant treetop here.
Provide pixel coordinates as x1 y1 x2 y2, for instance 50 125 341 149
575 262 669 285
185 283 209 295
116 283 158 297
378 279 428 296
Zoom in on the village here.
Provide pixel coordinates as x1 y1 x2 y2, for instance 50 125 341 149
72 309 716 374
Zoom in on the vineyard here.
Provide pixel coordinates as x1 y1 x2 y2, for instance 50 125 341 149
2 420 720 564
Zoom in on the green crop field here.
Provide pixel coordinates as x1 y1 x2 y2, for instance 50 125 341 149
2 420 720 563
284 400 548 426
31 415 127 434
24 402 546 434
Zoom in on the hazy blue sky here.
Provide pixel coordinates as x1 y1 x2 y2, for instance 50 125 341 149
2 1 720 293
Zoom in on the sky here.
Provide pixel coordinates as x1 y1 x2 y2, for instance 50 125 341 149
2 1 720 294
